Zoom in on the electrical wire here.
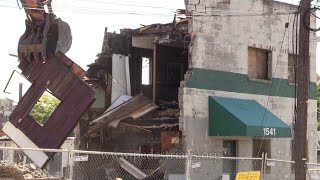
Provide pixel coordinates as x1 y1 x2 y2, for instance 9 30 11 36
56 1 176 10
77 0 172 7
1 0 178 9
254 0 300 161
1 0 181 12
303 7 320 31
0 4 176 17
257 1 308 162
0 2 298 17
254 24 291 158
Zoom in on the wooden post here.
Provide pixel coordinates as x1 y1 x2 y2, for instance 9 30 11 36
19 83 23 103
152 45 157 102
295 1 311 179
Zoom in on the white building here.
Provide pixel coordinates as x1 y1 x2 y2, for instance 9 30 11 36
181 0 318 179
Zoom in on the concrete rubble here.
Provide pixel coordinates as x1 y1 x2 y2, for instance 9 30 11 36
0 161 57 179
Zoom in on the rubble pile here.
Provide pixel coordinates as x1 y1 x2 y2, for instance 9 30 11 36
0 161 51 179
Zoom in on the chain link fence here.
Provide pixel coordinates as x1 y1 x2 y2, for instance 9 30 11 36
4 146 319 180
189 155 262 180
307 163 320 180
0 147 69 179
72 151 187 180
264 159 295 180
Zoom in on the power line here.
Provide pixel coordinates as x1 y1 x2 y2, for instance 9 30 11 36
0 3 176 17
0 0 180 11
70 0 177 10
255 1 299 160
0 2 298 18
77 0 175 7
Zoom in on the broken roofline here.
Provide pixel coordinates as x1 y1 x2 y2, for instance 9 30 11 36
133 18 189 35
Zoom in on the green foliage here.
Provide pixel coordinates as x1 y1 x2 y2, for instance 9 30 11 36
30 92 60 125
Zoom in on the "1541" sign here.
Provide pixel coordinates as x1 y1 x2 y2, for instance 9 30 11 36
263 128 276 136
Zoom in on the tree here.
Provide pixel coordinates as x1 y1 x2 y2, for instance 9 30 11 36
30 92 60 125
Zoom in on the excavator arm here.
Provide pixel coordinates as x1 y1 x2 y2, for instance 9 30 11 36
20 0 48 21
1 0 95 169
18 0 72 62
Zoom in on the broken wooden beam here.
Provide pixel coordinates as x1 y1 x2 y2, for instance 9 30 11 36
87 95 157 136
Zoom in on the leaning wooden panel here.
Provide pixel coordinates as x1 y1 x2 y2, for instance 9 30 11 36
2 54 96 168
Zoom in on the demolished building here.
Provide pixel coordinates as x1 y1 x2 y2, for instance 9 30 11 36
76 18 189 155
77 0 318 180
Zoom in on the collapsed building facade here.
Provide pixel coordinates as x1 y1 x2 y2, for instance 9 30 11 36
76 18 189 154
75 0 318 179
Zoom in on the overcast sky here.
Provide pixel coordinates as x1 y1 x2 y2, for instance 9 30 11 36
0 0 184 102
0 0 314 102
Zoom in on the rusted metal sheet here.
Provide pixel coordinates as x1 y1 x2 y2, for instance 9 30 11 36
160 131 180 152
2 53 95 167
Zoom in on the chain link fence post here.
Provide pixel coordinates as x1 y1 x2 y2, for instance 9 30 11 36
68 148 74 180
186 149 192 180
263 153 268 180
260 152 265 180
303 157 308 179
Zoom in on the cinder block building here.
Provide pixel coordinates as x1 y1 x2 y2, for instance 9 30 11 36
181 0 318 179
77 0 317 179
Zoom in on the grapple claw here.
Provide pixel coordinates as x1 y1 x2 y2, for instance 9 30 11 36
25 50 31 62
34 52 39 62
18 15 72 63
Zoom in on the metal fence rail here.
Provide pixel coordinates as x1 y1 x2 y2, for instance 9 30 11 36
307 163 320 180
264 158 295 180
72 151 187 180
2 146 320 180
0 147 69 179
189 155 263 180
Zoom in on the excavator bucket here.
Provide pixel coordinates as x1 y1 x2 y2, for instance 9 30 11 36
56 19 72 54
18 15 72 62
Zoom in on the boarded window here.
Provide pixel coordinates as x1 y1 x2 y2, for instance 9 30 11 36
288 54 297 83
248 47 272 80
252 139 271 173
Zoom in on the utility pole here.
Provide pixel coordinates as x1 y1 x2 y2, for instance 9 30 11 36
295 0 311 179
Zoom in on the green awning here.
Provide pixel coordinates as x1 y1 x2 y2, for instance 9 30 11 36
209 96 292 137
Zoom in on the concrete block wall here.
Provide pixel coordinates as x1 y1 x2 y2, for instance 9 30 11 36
182 88 317 179
183 88 317 159
187 0 317 81
180 1 318 179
